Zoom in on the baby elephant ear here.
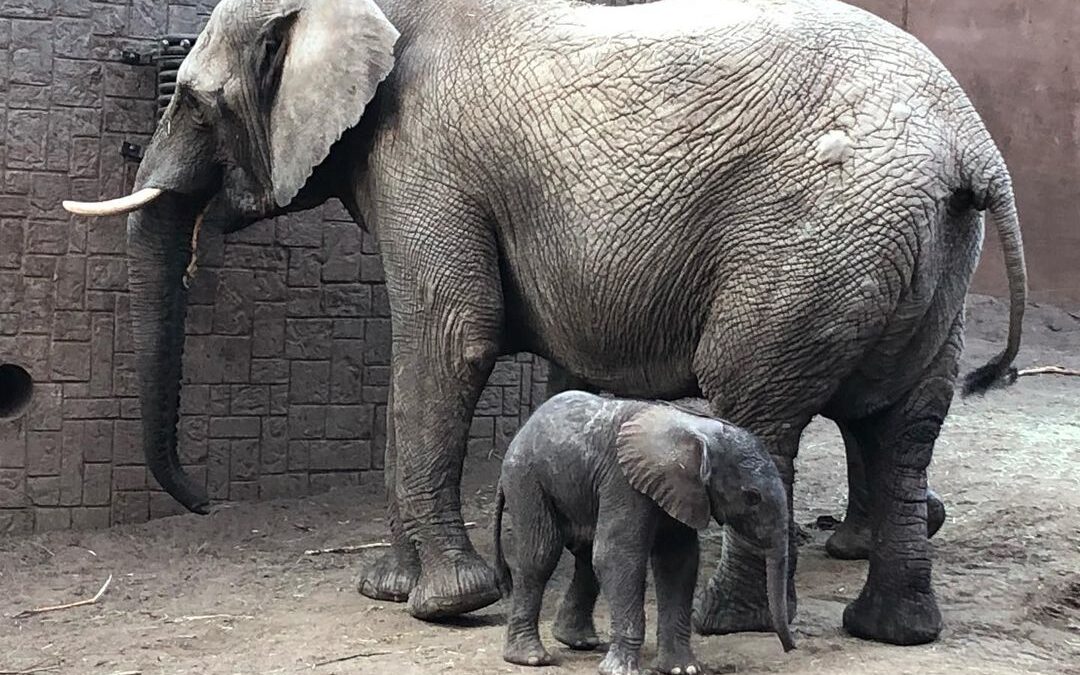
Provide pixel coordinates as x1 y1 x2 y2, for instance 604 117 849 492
615 407 712 530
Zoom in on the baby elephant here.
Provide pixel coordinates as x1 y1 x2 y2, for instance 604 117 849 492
494 391 795 675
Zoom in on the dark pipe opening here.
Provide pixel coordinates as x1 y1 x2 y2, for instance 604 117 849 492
0 363 34 421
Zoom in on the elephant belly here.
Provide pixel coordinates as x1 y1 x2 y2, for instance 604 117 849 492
502 247 706 399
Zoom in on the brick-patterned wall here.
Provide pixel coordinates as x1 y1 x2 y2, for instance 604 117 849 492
0 0 548 534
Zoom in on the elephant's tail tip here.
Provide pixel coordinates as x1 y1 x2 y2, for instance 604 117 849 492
961 357 1018 398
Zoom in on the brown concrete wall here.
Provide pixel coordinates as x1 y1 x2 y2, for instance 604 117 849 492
846 0 1080 305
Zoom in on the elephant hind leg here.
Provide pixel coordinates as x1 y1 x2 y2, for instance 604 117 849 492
826 420 947 561
690 301 843 636
553 543 603 651
502 483 562 667
841 317 965 645
693 435 801 637
358 382 421 602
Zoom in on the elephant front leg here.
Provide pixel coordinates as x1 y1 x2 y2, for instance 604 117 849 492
595 509 654 675
694 449 797 636
358 383 421 602
652 527 704 675
827 422 947 561
393 336 503 620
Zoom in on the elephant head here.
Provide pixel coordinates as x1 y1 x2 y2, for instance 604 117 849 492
615 404 796 652
62 0 400 512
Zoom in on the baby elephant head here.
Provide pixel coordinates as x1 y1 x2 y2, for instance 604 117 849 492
616 403 796 652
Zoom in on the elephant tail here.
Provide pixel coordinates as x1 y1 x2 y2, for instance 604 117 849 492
493 480 513 597
961 161 1028 397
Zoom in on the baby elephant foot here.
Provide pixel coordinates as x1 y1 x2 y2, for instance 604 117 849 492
553 613 604 651
503 637 554 667
656 653 706 675
599 646 641 675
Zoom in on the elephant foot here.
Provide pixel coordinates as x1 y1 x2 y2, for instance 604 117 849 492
825 519 871 560
357 547 420 602
826 490 947 561
656 648 704 675
926 489 946 539
407 549 501 620
692 573 793 636
552 611 603 651
503 635 554 667
599 647 641 675
843 585 942 645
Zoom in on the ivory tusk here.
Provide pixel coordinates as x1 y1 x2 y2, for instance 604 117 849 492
62 187 164 217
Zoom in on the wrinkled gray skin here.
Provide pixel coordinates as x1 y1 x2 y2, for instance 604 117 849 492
66 0 1027 645
548 0 947 566
547 366 948 560
494 392 795 675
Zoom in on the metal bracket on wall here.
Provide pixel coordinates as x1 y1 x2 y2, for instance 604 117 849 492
120 49 154 66
119 141 145 162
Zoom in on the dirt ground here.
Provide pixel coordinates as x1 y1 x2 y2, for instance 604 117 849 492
1 295 1078 675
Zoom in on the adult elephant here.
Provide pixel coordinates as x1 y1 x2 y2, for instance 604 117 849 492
564 0 953 563
65 0 1026 645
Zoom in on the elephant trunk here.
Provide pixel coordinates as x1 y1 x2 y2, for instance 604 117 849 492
766 549 796 652
127 196 209 514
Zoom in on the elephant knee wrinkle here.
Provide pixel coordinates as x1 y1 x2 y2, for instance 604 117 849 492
460 339 499 374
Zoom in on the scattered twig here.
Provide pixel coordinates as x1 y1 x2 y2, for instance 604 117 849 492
313 652 390 667
0 662 61 675
106 671 142 675
30 542 54 558
166 614 253 624
304 543 391 556
304 523 477 556
13 575 112 619
1017 365 1080 378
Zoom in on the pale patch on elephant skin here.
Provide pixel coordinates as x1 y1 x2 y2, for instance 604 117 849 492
815 130 854 165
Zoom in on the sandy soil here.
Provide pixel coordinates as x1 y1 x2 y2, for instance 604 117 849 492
1 295 1078 675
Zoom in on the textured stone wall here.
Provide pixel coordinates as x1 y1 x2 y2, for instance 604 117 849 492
1 0 1076 533
0 0 546 534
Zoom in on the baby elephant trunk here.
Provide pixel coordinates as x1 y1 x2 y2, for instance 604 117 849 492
766 550 797 652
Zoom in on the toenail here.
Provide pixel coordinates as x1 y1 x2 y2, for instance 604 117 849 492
528 656 539 665
688 667 698 675
673 668 682 675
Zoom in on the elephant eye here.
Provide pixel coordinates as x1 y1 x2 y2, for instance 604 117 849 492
177 86 211 129
742 488 762 507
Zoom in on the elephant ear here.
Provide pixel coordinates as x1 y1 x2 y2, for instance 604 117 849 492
615 406 712 530
266 0 399 208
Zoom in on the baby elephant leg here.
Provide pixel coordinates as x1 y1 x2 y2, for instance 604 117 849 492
595 512 653 675
553 543 603 650
652 527 704 675
503 485 563 667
